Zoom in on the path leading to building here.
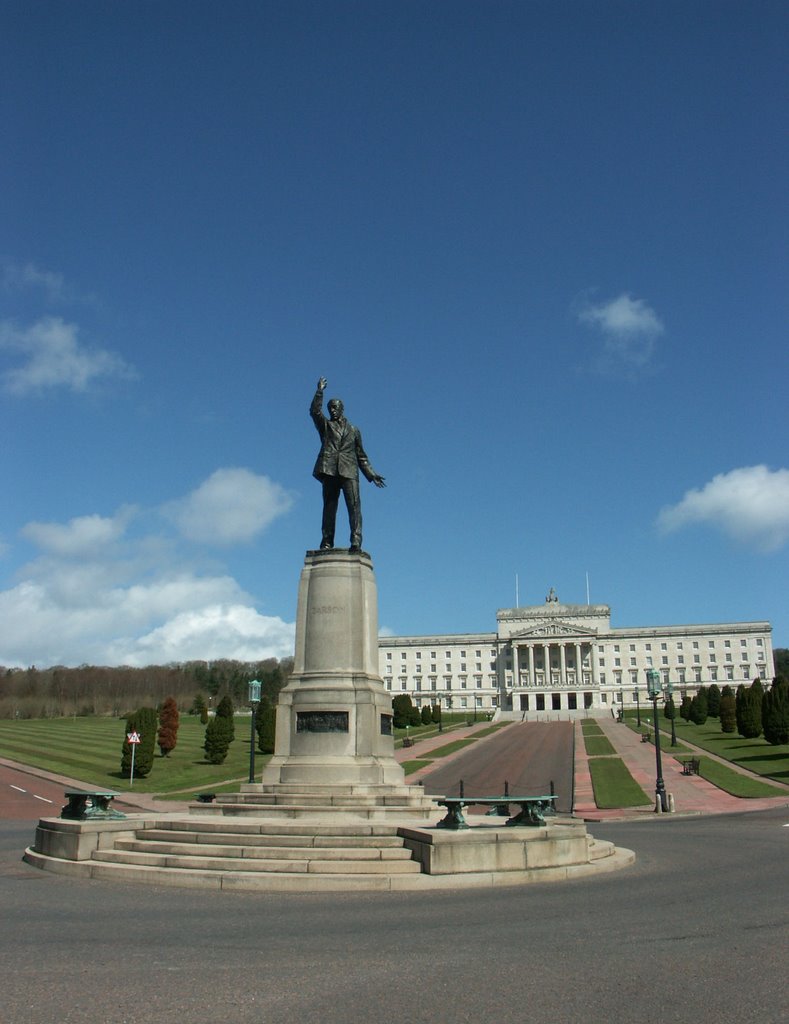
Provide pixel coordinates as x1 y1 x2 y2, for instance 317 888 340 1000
416 721 574 812
573 716 789 820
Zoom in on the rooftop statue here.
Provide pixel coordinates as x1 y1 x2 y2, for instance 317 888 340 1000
310 377 385 553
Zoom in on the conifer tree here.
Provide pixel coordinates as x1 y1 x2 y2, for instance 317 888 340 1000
204 715 232 764
736 680 763 739
215 694 235 740
762 678 789 745
689 689 708 725
157 696 180 756
420 705 432 725
719 693 737 733
707 683 721 718
679 695 693 722
121 707 157 777
255 695 277 755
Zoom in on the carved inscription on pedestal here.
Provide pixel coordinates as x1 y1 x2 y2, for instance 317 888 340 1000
380 714 393 735
296 711 350 733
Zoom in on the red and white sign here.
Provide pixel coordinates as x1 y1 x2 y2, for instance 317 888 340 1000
126 732 141 744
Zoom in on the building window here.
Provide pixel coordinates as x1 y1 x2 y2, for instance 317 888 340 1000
629 644 636 652
385 680 392 690
726 666 734 680
709 654 716 663
661 643 667 651
475 677 482 688
678 655 684 665
415 651 421 660
645 644 651 652
724 640 730 648
414 678 422 691
600 673 606 685
386 653 392 660
661 656 668 666
710 667 718 681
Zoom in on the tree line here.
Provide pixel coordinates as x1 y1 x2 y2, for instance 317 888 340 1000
674 673 789 744
0 657 293 720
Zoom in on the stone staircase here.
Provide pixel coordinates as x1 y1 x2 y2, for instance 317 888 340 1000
191 782 438 821
83 818 425 892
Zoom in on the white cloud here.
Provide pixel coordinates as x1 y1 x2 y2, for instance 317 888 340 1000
1 259 66 301
577 292 664 370
658 465 789 551
0 316 136 394
114 605 295 666
163 468 294 545
21 507 136 557
0 470 297 667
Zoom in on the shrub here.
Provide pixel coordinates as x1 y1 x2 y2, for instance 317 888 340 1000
204 715 232 764
255 696 277 754
680 695 692 722
762 679 789 745
121 707 157 778
431 703 441 724
707 683 721 718
689 690 708 725
664 695 676 721
736 679 763 739
215 694 235 740
719 693 736 733
157 696 180 756
420 705 433 725
392 693 414 729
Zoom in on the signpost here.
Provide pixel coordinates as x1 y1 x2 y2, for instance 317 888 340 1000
126 731 141 787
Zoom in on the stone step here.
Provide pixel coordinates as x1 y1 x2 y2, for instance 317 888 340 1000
155 819 402 838
116 839 415 862
194 802 435 820
588 838 616 861
85 860 424 892
136 828 406 849
92 848 421 875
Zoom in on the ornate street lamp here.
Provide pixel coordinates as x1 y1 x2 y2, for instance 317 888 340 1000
633 687 642 727
646 668 668 812
248 679 261 784
665 678 677 747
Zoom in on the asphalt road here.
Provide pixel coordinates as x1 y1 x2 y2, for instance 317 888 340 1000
2 808 787 1024
0 764 64 819
422 722 574 812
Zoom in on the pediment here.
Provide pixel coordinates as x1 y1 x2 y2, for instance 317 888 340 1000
511 620 598 639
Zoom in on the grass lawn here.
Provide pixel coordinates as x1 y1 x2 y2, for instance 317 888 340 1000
421 738 477 758
472 723 510 738
402 759 433 776
676 755 786 798
582 722 603 736
0 716 260 795
624 711 789 784
588 756 652 809
583 734 616 756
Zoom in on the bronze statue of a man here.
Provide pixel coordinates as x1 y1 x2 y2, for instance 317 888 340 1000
310 377 385 553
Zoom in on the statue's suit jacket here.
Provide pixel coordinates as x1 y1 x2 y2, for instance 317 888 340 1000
310 390 377 483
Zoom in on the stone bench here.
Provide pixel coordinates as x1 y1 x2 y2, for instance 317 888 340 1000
680 757 701 776
436 794 557 831
61 789 126 821
641 732 651 743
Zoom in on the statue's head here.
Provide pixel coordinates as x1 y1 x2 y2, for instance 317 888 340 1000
327 398 344 421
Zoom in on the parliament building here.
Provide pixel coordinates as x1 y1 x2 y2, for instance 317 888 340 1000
378 591 774 716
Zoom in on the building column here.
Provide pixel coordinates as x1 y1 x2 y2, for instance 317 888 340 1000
543 644 551 686
513 644 520 688
527 645 535 687
575 643 582 688
559 644 567 686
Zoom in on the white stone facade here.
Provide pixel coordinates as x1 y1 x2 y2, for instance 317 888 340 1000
378 597 774 715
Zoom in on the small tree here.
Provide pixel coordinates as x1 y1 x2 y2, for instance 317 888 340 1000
409 705 422 727
689 690 708 725
191 693 207 718
204 715 232 764
157 696 180 757
215 694 235 740
762 678 789 745
664 694 676 721
420 705 432 725
679 695 693 722
392 693 414 729
707 683 721 718
255 695 277 754
719 693 737 733
737 679 763 739
431 703 441 724
121 707 157 778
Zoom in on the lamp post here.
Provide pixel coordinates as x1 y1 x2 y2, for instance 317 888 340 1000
248 679 261 784
633 688 641 727
646 668 668 812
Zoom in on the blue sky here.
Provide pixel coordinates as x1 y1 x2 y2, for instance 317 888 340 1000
1 1 787 668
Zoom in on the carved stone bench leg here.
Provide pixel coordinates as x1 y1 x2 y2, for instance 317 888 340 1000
436 804 469 830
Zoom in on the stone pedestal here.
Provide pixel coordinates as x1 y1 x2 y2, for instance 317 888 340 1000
260 549 405 788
